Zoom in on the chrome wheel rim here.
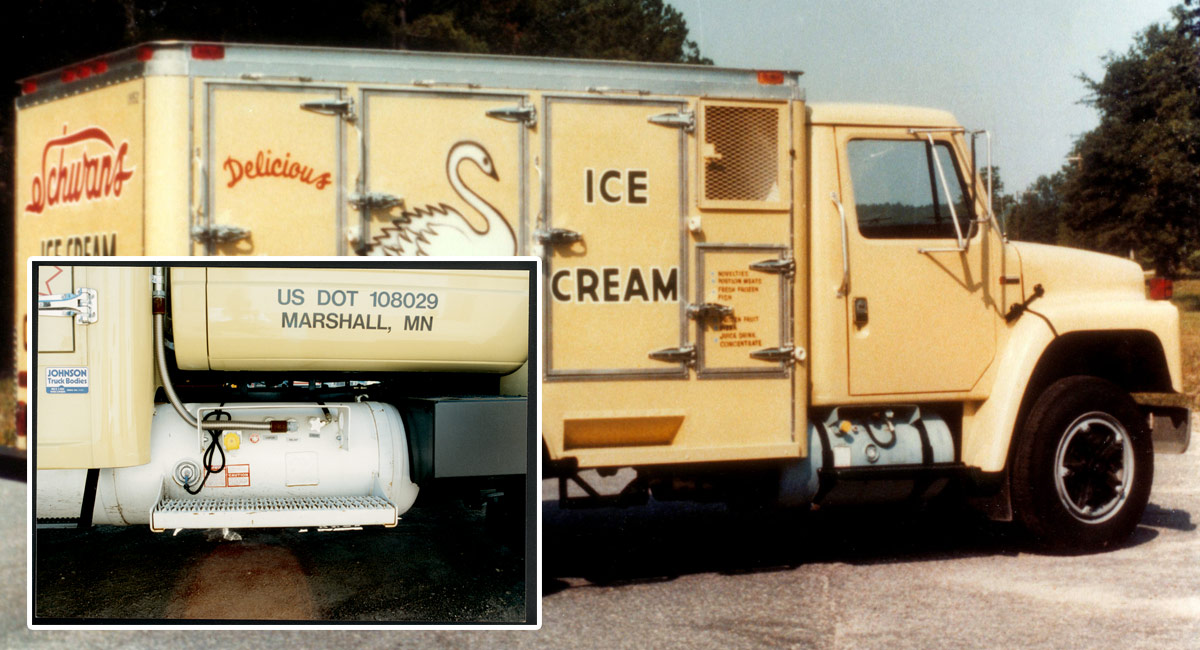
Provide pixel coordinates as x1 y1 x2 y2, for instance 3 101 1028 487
1054 412 1134 524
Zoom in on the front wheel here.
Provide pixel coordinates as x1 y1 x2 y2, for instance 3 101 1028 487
1012 376 1153 552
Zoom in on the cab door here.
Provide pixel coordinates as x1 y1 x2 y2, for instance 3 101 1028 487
835 128 997 395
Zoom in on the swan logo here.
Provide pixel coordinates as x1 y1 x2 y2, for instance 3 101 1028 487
365 141 516 256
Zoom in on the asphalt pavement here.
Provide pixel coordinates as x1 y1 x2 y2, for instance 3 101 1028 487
4 427 1199 648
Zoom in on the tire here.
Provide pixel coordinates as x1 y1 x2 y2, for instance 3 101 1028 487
1012 375 1153 552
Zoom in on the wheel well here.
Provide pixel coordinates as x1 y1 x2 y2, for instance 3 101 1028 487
995 330 1169 494
1026 330 1173 398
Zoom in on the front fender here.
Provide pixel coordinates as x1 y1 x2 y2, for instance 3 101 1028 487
962 298 1181 473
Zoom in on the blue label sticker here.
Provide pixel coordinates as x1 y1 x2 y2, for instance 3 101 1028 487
46 366 89 394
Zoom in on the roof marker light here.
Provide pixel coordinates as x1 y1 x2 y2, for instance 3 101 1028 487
757 70 785 85
77 64 93 79
137 46 155 62
191 45 225 60
21 80 37 95
94 60 109 74
61 70 77 83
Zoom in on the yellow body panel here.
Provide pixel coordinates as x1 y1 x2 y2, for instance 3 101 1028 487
542 377 799 466
360 91 525 257
143 76 192 255
545 98 686 374
205 85 344 255
35 267 154 469
15 80 148 447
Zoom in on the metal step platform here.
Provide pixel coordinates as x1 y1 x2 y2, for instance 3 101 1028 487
150 493 398 531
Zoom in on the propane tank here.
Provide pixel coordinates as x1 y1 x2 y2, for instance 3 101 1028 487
777 406 956 506
36 401 418 530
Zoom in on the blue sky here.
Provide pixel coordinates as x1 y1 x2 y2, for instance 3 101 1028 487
670 0 1182 194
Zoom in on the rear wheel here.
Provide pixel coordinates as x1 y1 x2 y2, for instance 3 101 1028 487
1012 376 1152 552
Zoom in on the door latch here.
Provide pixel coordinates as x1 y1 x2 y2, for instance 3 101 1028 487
687 302 733 321
749 257 795 276
191 224 251 245
648 110 695 132
38 288 98 325
853 297 869 327
348 192 404 211
535 228 583 246
750 344 798 364
648 344 696 366
486 104 537 126
300 98 357 122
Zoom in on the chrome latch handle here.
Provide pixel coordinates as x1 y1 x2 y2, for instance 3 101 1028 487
535 228 583 246
648 344 696 366
38 288 98 325
686 302 734 321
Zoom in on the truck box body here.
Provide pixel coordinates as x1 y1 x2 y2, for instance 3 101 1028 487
16 42 806 468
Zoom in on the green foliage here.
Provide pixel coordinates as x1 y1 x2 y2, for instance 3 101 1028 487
362 0 711 63
1058 1 1200 274
1007 170 1068 245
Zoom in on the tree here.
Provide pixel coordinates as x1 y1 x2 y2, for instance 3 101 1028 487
1007 170 1068 245
1059 1 1200 274
362 0 711 63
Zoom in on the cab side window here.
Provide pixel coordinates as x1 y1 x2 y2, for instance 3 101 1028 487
846 139 974 239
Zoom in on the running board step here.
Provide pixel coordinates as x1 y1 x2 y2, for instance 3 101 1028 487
150 494 398 532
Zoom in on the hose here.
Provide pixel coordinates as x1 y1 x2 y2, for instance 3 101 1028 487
183 410 231 495
152 266 279 432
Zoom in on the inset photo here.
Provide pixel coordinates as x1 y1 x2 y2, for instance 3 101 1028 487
28 258 539 628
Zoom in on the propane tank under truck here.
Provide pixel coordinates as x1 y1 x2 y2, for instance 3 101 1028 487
13 42 1191 550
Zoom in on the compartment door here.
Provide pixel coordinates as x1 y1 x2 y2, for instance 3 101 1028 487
544 97 687 377
695 245 792 378
358 90 527 257
204 84 345 255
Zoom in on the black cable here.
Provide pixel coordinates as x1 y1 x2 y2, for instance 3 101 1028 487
183 409 230 495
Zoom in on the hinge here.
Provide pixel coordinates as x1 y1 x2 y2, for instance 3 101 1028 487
750 344 798 365
749 257 795 276
38 288 98 325
648 110 695 133
648 344 696 366
486 104 537 127
686 302 733 321
348 192 404 211
534 228 583 246
300 98 357 122
190 224 251 245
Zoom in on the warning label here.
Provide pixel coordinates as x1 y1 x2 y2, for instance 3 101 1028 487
45 367 89 394
206 464 251 488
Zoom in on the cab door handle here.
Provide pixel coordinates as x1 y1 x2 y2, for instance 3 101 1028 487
854 297 868 327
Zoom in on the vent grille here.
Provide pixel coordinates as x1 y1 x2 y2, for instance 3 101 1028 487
703 105 781 202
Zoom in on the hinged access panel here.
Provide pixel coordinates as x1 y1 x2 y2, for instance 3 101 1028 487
544 96 689 378
203 83 346 255
357 89 528 257
695 244 792 377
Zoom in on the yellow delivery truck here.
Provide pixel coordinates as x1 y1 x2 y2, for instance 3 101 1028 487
13 41 1189 549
